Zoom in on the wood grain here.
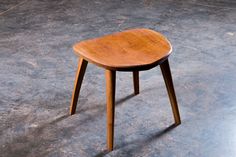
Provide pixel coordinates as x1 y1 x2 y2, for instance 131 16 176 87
70 28 181 151
73 28 172 71
160 59 181 125
133 71 139 95
70 57 88 115
105 70 116 151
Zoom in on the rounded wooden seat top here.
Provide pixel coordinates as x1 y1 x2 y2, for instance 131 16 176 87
73 28 172 71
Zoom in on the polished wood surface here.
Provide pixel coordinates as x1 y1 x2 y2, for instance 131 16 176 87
70 57 88 115
105 70 116 151
73 28 172 71
160 59 181 125
70 28 181 151
133 71 139 95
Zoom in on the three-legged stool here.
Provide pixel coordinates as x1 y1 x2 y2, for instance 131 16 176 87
70 28 181 151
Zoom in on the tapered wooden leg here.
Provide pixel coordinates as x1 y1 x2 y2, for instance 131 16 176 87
133 71 139 95
70 57 88 115
160 59 181 125
105 70 116 151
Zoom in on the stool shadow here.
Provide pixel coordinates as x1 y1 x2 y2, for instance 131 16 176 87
70 93 136 130
116 93 136 106
117 124 177 149
94 150 110 157
78 93 136 113
1 114 70 157
94 124 177 157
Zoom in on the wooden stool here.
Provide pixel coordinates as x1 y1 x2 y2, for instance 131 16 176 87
70 28 181 151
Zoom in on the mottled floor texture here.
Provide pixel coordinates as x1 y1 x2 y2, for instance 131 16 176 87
0 0 236 156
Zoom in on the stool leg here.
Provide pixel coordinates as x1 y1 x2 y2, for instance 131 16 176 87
105 70 116 151
160 59 181 125
133 71 139 95
70 57 88 115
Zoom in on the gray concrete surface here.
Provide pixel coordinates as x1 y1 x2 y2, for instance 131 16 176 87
0 0 236 156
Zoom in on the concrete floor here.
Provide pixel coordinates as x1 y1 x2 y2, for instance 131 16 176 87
0 0 236 156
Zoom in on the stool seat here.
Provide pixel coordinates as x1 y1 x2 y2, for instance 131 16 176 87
73 28 172 71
